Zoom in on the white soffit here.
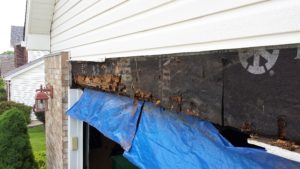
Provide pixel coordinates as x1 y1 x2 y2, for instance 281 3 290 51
28 0 55 35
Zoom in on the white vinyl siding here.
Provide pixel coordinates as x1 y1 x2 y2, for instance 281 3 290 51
50 0 300 61
9 63 45 106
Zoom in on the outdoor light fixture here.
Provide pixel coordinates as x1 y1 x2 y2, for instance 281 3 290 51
34 84 53 113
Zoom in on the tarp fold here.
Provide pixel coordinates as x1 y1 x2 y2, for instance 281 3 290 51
67 88 142 151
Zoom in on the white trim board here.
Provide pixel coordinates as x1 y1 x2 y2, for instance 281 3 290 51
68 89 83 169
248 139 300 163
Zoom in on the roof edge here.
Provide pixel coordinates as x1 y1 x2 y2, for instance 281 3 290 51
3 57 44 80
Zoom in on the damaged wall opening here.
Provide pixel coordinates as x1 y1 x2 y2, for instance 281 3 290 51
82 110 264 169
83 122 138 169
71 45 300 144
67 89 300 168
68 45 300 167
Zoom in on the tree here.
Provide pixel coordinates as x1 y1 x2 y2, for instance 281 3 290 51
0 108 37 169
0 51 14 55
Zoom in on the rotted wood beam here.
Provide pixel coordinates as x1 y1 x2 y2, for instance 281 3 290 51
71 46 300 143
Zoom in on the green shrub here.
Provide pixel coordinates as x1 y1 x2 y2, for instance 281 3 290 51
0 78 5 88
0 101 31 124
0 89 6 102
0 108 38 169
0 78 6 102
34 151 46 169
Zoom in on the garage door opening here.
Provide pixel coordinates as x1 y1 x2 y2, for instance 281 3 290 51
83 122 139 169
68 89 300 169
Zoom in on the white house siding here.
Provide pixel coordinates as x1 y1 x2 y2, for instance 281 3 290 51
28 50 49 62
50 0 300 61
10 63 45 106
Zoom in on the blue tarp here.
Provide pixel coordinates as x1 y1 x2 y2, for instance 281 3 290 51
67 89 300 169
66 88 143 151
124 102 300 169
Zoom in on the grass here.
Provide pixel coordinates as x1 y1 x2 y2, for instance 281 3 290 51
28 125 46 152
28 125 46 169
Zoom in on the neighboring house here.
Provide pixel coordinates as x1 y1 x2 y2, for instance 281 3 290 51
3 57 45 106
11 26 28 68
4 25 48 107
24 1 300 169
0 54 15 76
10 26 49 66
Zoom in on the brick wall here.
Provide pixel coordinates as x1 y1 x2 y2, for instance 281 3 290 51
45 52 69 169
14 44 28 68
0 54 15 76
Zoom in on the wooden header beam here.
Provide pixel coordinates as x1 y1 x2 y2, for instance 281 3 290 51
70 46 300 143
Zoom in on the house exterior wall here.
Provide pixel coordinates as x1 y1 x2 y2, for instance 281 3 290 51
26 1 300 167
50 0 300 61
28 50 49 62
9 62 44 106
45 52 69 169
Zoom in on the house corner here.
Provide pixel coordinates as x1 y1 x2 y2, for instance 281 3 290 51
45 52 69 169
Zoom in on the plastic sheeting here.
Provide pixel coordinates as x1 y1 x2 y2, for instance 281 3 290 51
66 88 143 151
67 89 300 169
124 102 300 169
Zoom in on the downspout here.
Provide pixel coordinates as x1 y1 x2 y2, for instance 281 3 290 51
7 80 11 101
8 80 11 101
23 0 28 41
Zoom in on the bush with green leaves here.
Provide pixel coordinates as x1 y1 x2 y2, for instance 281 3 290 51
0 78 4 88
0 88 6 102
33 151 46 169
0 108 38 169
0 101 32 124
0 78 6 102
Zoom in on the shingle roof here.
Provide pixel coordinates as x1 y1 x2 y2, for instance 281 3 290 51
10 26 24 47
0 54 15 76
3 56 44 79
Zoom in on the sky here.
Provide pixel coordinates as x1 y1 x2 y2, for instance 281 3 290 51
0 0 26 53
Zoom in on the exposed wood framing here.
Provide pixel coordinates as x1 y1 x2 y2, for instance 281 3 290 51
71 46 300 143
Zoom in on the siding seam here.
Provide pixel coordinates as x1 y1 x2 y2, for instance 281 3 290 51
54 0 69 15
52 0 175 44
51 0 128 38
53 0 81 22
52 0 101 30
